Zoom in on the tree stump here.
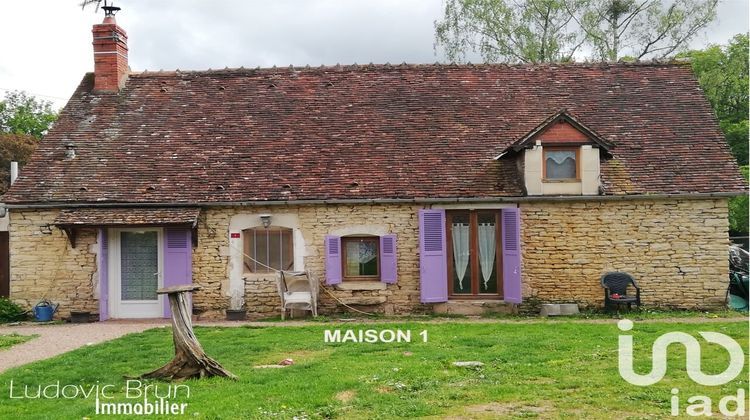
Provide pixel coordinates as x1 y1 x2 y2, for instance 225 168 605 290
140 285 237 380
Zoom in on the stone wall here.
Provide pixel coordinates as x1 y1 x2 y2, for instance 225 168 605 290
7 198 730 320
192 204 424 318
520 199 729 309
8 210 99 318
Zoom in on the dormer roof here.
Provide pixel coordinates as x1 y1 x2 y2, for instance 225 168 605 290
495 109 614 159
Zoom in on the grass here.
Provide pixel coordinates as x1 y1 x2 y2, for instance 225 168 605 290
0 320 747 419
0 334 34 350
264 308 746 323
482 307 747 320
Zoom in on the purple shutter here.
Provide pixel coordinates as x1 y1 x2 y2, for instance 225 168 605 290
419 209 448 303
163 228 193 318
501 207 522 304
98 229 109 321
380 234 397 284
325 235 342 285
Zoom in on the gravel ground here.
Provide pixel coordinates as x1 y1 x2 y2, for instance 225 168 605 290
0 320 167 373
1 316 746 373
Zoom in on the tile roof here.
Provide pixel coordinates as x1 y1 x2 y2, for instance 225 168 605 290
499 109 615 155
53 207 200 227
3 62 745 205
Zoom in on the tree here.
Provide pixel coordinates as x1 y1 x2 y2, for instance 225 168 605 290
0 134 37 194
576 0 718 61
435 0 587 63
434 0 719 63
0 90 58 194
0 90 57 139
682 34 749 165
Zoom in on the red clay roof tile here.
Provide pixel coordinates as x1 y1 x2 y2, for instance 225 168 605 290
53 207 200 227
3 62 745 204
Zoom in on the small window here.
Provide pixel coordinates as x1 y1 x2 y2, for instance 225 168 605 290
243 227 293 273
342 236 379 280
544 148 578 180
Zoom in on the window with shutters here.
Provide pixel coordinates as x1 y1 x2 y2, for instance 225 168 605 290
342 236 379 280
446 211 503 298
243 227 294 273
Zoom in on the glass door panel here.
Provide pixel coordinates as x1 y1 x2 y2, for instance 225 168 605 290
120 231 158 301
450 213 472 294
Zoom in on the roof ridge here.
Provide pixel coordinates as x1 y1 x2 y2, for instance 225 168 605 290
130 59 691 77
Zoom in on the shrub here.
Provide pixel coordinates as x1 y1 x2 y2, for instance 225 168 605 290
0 298 27 322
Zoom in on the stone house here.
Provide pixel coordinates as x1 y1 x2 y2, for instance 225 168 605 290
1 16 746 320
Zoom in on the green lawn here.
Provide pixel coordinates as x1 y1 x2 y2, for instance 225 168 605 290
0 334 33 350
0 321 746 419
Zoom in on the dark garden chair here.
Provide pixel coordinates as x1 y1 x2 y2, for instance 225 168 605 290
601 272 641 312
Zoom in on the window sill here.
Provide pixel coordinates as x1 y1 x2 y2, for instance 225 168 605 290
242 272 279 281
448 296 504 301
541 178 581 183
334 281 387 291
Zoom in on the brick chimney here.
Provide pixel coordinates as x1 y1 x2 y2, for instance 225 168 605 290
92 16 128 92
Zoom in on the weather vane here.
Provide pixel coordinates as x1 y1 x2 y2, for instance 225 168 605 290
80 0 121 17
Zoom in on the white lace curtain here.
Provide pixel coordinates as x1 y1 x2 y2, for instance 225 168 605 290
545 150 576 179
451 223 470 290
478 223 496 290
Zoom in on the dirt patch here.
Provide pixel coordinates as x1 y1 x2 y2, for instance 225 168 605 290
449 401 551 418
334 390 356 402
375 386 392 394
254 349 331 366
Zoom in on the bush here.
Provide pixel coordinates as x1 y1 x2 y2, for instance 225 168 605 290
0 298 27 322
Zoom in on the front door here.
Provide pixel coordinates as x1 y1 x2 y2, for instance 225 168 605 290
110 228 163 318
446 211 503 298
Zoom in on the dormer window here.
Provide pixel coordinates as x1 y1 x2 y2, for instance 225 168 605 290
494 109 613 196
544 148 579 180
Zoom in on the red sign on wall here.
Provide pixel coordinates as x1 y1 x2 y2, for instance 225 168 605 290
230 233 240 239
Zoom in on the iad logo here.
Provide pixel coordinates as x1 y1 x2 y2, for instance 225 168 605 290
617 319 747 417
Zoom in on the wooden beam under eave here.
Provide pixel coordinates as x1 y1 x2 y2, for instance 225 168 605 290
61 226 77 248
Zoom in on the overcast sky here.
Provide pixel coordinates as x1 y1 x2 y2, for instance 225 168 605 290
0 0 748 108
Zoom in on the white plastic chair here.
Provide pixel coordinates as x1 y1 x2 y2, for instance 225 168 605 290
277 271 318 320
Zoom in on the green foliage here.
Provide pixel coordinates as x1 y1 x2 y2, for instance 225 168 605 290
0 298 27 323
0 133 37 194
434 0 719 63
0 90 56 193
729 166 749 233
435 0 587 63
0 321 745 418
0 90 57 139
0 333 33 349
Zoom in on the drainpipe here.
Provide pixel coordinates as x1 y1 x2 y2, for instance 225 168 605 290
10 162 18 186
